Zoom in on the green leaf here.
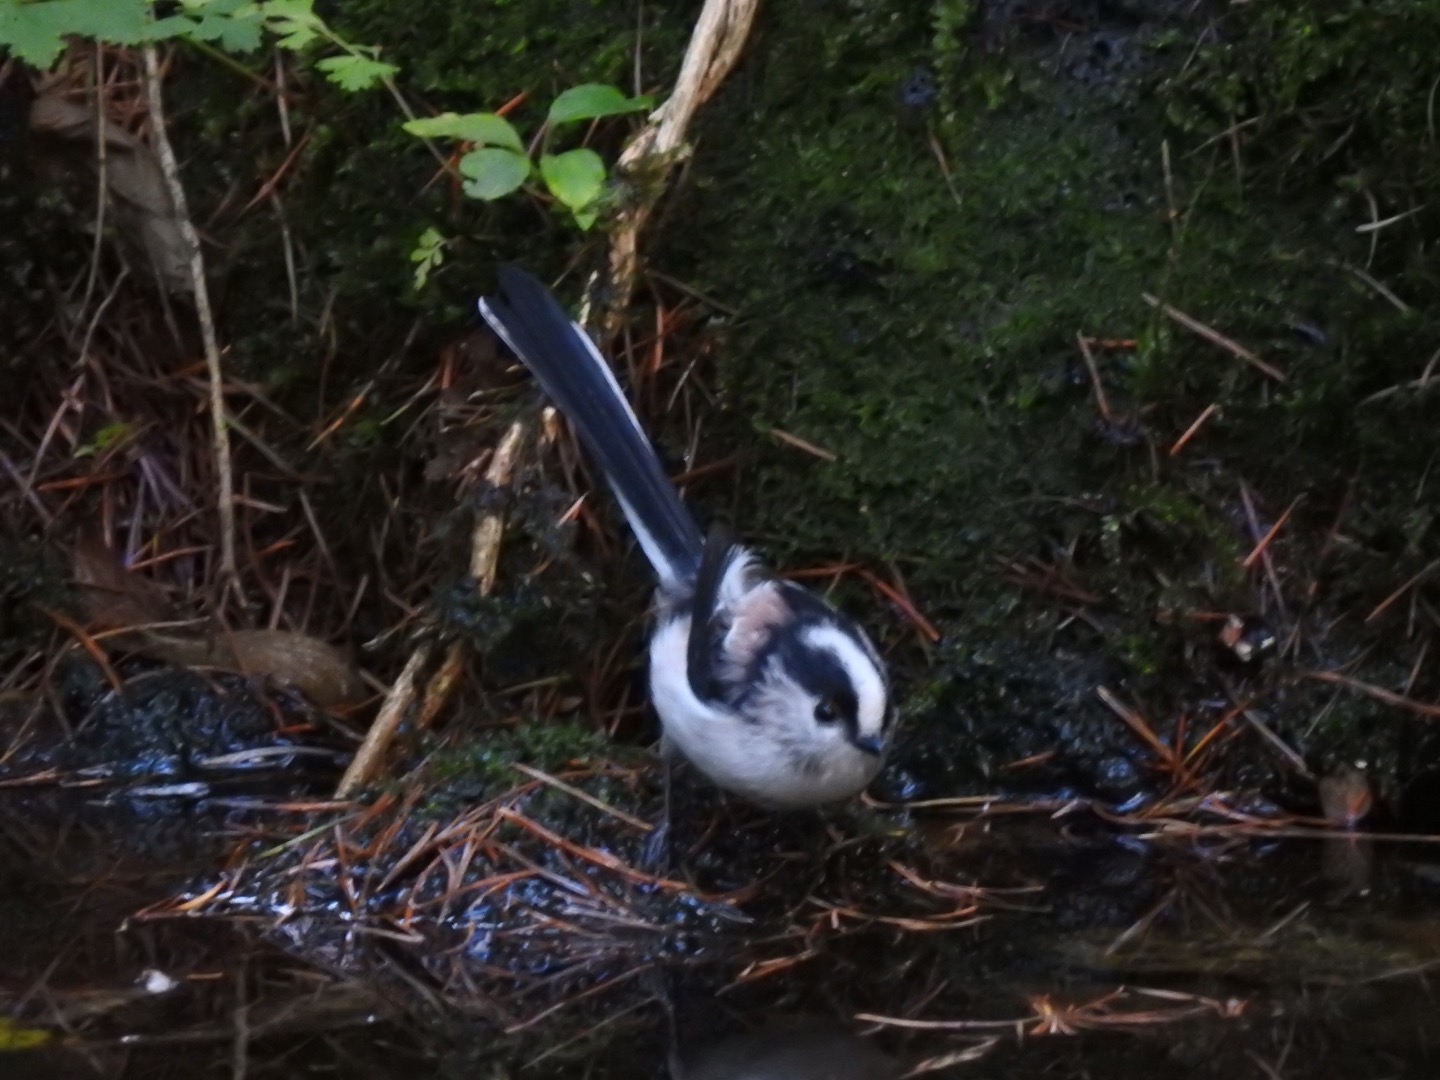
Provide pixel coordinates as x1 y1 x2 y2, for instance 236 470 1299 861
177 0 264 51
0 0 269 65
315 54 398 92
0 0 157 66
410 227 446 291
179 0 251 14
403 112 522 151
244 0 319 25
153 7 260 51
188 12 264 52
0 1016 53 1050
540 149 605 215
459 148 532 200
547 84 652 125
267 18 318 50
239 0 323 49
0 4 62 65
74 422 136 460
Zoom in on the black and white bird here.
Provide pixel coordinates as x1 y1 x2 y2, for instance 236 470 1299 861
478 267 891 808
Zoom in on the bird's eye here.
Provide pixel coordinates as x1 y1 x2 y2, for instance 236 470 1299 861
813 698 839 723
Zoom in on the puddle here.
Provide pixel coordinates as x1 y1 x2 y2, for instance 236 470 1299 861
5 791 1439 1078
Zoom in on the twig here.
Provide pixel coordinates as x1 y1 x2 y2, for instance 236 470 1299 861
1161 139 1178 240
901 1040 1003 1076
80 47 109 322
1306 669 1440 719
142 45 238 588
1355 203 1428 234
1076 332 1112 421
36 605 123 691
1405 639 1429 697
334 420 527 796
1358 345 1440 406
334 645 430 798
858 568 941 643
1365 559 1440 623
769 427 837 461
415 642 468 730
468 420 529 590
334 4 757 799
1168 403 1218 456
510 762 655 833
1238 482 1289 621
928 123 964 209
1241 496 1300 569
1142 293 1286 383
503 964 652 1035
603 0 760 327
1327 259 1411 314
1096 686 1175 768
1232 698 1312 778
494 808 687 890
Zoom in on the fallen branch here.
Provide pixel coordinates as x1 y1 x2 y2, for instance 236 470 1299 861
335 419 527 798
602 0 761 327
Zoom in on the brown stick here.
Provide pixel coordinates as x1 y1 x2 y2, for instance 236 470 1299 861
1306 669 1440 719
602 0 761 329
335 646 431 798
1142 292 1286 383
468 420 529 591
335 420 527 796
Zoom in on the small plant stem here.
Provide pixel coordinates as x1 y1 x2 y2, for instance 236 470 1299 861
142 44 239 590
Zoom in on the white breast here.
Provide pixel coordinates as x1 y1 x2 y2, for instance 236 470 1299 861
648 615 882 807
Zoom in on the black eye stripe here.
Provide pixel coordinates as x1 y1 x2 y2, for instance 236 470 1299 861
716 581 878 729
779 640 859 724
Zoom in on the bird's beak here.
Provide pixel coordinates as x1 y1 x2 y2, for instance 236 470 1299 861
850 733 886 756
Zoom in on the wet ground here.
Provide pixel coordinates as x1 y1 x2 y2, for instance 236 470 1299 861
5 785 1440 1078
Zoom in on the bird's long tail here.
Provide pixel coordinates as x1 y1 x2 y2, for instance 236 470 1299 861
478 266 704 590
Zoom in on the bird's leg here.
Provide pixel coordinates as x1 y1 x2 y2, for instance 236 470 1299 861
642 739 676 874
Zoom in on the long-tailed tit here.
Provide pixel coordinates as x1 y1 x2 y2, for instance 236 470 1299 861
478 267 891 807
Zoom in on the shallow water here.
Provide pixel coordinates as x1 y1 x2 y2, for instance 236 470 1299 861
5 791 1439 1079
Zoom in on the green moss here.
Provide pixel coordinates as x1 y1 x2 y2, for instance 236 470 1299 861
1164 1 1440 196
662 6 1172 576
424 720 620 789
640 0 1440 790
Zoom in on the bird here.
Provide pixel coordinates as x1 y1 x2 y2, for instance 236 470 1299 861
478 266 891 808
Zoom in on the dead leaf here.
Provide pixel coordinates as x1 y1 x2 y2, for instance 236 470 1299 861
29 77 191 295
72 534 367 706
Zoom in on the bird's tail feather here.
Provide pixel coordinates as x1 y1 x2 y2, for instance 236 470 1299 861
478 266 703 588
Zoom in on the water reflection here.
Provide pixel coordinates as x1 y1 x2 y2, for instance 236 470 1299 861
5 793 1440 1078
674 1021 897 1080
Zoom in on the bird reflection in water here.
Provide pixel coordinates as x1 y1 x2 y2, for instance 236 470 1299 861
672 1020 899 1080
